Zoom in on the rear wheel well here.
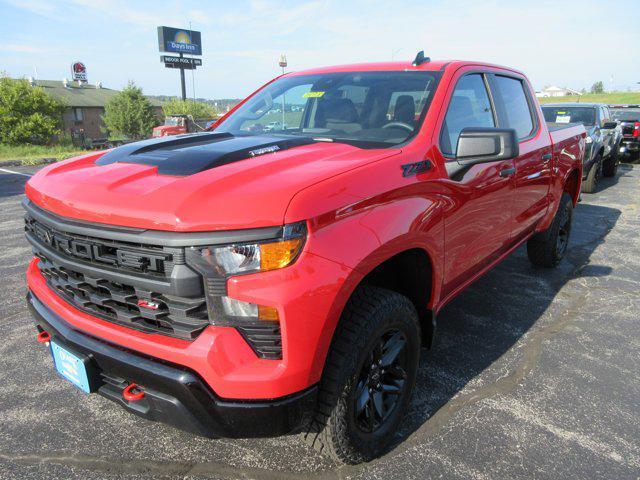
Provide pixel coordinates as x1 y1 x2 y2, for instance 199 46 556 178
359 249 435 348
564 169 580 204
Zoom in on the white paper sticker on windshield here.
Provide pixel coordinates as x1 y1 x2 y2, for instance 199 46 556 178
555 115 571 124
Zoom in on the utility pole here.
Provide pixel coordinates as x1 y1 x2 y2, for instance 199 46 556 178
279 54 287 130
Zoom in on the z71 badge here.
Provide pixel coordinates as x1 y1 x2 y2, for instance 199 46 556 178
401 160 432 177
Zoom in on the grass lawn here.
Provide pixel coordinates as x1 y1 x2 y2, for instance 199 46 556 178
0 144 90 165
538 92 640 105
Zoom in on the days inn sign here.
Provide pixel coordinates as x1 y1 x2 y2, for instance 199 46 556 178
157 26 202 56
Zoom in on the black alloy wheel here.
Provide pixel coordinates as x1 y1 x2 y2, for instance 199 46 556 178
353 329 409 433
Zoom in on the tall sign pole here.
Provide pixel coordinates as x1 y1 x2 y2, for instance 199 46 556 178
158 26 203 101
179 53 186 100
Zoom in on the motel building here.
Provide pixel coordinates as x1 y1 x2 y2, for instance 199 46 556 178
26 74 163 145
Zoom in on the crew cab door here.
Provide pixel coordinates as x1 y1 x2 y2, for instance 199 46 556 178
436 72 516 298
488 74 552 241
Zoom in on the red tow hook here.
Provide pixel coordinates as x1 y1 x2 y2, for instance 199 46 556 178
36 331 51 344
122 383 145 402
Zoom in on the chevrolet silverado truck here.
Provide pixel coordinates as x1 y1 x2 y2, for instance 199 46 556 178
152 114 206 137
24 54 585 464
542 103 620 192
610 104 640 160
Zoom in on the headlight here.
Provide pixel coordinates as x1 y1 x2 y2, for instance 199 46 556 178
585 136 593 144
189 221 306 276
185 221 307 330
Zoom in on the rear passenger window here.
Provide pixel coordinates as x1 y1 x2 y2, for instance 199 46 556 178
440 74 495 156
494 76 534 139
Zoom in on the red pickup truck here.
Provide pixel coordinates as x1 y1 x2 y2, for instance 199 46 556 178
24 55 585 463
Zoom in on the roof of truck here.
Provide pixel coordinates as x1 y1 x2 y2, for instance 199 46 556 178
287 60 521 76
542 103 603 108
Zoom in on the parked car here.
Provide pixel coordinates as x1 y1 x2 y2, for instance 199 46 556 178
152 115 211 137
610 104 640 160
24 55 585 464
541 103 621 192
542 103 622 193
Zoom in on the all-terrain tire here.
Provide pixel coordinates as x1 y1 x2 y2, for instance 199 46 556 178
303 286 421 464
581 155 601 193
527 192 573 268
603 147 619 177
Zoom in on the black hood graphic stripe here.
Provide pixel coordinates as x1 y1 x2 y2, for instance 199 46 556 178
96 133 316 176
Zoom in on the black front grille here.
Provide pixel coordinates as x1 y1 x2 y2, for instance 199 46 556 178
622 125 634 135
37 253 209 339
25 215 177 276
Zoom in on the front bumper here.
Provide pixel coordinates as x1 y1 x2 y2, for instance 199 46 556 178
28 291 317 438
620 139 639 152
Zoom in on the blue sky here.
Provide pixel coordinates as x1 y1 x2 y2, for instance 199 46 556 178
1 0 639 99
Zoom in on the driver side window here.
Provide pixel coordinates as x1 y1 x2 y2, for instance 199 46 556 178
440 74 495 156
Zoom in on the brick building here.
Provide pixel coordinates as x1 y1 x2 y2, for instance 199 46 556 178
29 79 163 142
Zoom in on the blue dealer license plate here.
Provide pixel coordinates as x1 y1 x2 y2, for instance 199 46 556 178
50 340 91 393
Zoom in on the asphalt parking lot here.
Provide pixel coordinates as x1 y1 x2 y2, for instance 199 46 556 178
0 163 638 479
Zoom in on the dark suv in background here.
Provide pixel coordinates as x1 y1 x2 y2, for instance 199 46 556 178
610 105 640 160
542 103 621 192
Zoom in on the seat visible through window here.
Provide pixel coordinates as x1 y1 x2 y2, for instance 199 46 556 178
318 98 362 133
393 95 416 124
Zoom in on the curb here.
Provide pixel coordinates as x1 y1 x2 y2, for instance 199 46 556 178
0 158 57 167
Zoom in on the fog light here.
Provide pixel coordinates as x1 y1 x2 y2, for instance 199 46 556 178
220 296 279 322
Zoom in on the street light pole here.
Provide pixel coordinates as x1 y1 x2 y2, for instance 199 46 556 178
279 54 287 130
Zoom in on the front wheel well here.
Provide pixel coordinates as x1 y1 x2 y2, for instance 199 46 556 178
359 248 435 348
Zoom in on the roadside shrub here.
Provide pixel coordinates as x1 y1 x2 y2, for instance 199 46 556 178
0 76 66 145
102 82 158 140
162 99 217 119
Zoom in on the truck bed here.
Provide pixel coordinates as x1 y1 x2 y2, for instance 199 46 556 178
547 122 586 158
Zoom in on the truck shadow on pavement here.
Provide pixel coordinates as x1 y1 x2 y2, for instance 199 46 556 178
386 200 621 460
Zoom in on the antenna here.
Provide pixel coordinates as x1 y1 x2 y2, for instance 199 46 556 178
412 50 430 66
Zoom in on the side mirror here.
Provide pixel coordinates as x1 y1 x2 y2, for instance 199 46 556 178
446 128 519 180
602 121 617 130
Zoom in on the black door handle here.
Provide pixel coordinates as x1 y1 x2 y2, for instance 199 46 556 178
541 153 552 162
499 167 516 177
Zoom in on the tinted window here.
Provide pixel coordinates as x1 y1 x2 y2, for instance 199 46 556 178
494 76 534 138
610 107 640 121
440 74 495 155
542 106 596 126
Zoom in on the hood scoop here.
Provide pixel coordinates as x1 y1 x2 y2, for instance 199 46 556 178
95 132 316 176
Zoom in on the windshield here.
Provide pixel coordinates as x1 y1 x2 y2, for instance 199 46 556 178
165 117 184 127
214 71 441 147
542 106 596 126
610 108 640 122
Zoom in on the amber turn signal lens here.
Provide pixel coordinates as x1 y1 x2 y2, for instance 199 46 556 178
258 305 280 322
259 238 304 271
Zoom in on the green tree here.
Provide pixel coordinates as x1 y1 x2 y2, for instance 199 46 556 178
0 76 66 145
162 99 217 119
102 82 158 139
590 81 604 94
